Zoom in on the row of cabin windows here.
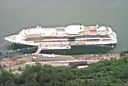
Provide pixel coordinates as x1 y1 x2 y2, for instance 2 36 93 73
33 39 110 43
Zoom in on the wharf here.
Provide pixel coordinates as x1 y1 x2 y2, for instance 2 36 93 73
0 53 120 71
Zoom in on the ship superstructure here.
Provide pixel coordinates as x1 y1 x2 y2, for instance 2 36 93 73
4 24 117 53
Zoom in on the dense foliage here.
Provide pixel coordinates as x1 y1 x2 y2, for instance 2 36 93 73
0 55 128 86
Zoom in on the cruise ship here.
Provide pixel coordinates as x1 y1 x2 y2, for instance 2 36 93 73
4 24 117 54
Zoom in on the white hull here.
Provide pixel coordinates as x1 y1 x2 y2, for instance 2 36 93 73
4 24 117 50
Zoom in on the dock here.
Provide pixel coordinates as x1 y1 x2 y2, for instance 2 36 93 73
0 53 120 71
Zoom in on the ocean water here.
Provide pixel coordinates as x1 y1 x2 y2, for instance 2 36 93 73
0 0 128 52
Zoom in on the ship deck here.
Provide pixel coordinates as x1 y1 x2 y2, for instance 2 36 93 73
25 35 110 41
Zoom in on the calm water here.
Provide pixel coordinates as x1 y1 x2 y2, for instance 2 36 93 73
0 0 128 52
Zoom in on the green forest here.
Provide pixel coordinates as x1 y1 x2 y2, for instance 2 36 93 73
0 51 128 86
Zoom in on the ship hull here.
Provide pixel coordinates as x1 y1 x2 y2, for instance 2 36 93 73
4 24 117 55
10 43 116 55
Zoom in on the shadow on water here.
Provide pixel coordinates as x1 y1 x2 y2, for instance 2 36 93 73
0 43 37 58
9 43 37 54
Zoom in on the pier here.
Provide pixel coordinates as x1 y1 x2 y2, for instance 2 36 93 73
0 52 120 71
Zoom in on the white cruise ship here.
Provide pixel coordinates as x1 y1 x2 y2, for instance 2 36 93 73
4 24 117 54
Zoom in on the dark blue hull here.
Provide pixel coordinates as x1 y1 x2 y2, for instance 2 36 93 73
8 43 116 55
41 44 115 55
